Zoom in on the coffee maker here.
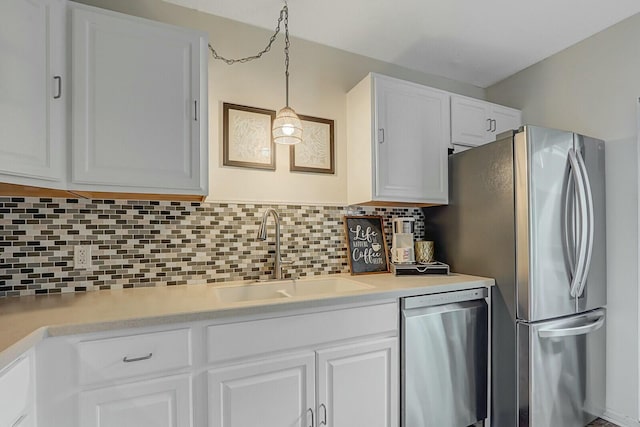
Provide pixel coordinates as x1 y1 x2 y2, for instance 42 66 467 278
391 217 415 264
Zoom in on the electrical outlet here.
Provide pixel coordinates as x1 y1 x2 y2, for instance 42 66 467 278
74 245 92 270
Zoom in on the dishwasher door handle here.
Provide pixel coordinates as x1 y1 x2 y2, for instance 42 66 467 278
401 287 488 310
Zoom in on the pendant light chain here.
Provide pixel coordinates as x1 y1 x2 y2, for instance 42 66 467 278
208 2 302 145
283 5 290 107
207 5 287 65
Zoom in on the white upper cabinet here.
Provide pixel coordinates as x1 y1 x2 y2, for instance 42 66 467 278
69 2 208 196
450 94 521 147
347 73 449 206
0 0 208 199
0 0 66 187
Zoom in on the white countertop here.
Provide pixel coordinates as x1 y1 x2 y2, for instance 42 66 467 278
0 272 493 368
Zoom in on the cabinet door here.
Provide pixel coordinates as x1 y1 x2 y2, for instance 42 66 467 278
0 0 65 186
70 4 207 195
208 353 315 427
374 77 449 204
491 104 522 135
0 353 35 427
316 338 398 427
79 374 193 427
450 95 492 147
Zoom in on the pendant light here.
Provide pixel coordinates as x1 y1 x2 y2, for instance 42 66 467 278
271 5 303 145
208 3 302 145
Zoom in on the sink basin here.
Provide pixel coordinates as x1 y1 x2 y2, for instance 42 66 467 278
213 277 373 303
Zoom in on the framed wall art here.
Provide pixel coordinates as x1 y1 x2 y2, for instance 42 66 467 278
290 115 335 174
343 215 390 275
223 103 276 170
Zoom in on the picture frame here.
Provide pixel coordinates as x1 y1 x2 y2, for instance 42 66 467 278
343 215 390 275
290 115 335 174
223 103 276 170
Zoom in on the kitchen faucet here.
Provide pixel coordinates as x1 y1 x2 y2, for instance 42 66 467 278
256 208 289 280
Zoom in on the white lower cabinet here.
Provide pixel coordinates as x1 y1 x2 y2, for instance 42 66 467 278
79 375 193 427
33 302 399 427
0 351 35 427
208 338 398 427
317 338 398 427
208 353 315 427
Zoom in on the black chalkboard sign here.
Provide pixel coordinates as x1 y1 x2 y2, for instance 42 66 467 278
344 216 390 275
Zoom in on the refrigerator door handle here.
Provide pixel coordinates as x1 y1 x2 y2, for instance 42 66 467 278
538 314 605 338
567 148 589 298
563 170 576 274
574 148 595 298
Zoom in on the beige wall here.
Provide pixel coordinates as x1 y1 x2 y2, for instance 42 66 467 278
76 0 484 205
488 13 640 425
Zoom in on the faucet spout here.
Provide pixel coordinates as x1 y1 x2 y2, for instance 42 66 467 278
257 208 283 280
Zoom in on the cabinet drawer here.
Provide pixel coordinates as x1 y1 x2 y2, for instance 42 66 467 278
207 302 398 363
78 328 192 385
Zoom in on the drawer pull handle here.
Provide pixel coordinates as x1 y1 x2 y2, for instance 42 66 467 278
122 352 153 363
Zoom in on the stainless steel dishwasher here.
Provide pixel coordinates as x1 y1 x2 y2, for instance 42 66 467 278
401 287 489 427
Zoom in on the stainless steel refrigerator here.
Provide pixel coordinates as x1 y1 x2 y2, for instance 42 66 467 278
426 125 606 427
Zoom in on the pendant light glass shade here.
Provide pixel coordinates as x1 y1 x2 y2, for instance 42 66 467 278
273 106 303 145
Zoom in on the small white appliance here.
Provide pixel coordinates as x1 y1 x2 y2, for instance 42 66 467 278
391 217 415 264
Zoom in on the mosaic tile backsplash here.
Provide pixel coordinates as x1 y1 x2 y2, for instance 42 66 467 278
0 197 425 298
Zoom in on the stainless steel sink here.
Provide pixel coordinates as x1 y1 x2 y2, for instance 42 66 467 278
213 277 373 303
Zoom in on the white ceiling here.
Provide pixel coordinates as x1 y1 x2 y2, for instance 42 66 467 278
163 0 640 88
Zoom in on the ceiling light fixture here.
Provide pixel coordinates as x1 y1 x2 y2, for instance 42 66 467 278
208 3 302 145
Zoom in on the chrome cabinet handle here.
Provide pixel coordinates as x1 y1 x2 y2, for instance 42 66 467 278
12 414 27 426
122 352 153 363
307 408 314 427
319 403 327 425
53 76 62 99
194 100 198 121
486 118 492 132
491 119 497 132
378 128 385 143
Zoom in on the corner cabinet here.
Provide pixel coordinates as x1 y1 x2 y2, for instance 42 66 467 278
450 94 521 147
69 2 208 196
0 0 66 189
347 73 449 206
0 351 36 427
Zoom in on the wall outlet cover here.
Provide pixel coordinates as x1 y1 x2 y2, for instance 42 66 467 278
74 245 92 270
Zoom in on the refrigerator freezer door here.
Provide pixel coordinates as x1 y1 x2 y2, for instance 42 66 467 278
517 309 606 427
516 126 606 321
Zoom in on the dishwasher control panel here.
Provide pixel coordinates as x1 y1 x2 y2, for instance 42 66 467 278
401 287 488 310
